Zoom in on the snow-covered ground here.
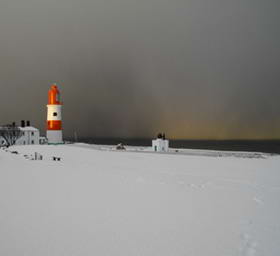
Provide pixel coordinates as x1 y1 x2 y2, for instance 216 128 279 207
0 144 279 256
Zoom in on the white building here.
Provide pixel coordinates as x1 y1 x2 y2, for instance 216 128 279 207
16 126 40 145
152 133 169 152
0 121 42 146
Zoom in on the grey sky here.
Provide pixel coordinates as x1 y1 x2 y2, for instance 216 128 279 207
0 0 279 139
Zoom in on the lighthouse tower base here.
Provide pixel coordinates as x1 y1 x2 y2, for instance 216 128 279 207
47 130 63 144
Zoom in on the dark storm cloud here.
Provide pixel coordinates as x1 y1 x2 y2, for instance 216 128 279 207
0 0 279 139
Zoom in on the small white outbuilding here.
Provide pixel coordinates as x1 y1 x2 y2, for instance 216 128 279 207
152 133 169 152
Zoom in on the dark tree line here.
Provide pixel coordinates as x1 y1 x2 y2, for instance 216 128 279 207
0 124 23 147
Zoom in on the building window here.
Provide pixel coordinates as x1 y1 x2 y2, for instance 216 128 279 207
31 140 34 144
53 112 58 116
23 141 26 145
31 132 34 136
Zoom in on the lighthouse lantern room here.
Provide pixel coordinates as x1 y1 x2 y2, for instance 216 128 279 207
46 84 63 144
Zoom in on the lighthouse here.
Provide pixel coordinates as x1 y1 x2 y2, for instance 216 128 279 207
46 84 63 144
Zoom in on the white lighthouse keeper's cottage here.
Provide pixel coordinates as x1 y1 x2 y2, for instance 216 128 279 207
0 120 40 146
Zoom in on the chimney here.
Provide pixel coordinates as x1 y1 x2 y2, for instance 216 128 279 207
21 120 25 128
26 120 30 127
12 122 16 127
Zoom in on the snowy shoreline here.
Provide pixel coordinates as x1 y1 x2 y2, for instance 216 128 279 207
68 143 274 159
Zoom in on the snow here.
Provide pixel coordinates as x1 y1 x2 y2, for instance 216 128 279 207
19 126 39 131
0 144 280 256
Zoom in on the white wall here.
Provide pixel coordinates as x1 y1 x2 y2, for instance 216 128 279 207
17 130 40 145
47 105 62 121
152 139 169 152
47 130 63 144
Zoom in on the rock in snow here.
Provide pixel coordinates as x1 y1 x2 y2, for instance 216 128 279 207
0 144 280 256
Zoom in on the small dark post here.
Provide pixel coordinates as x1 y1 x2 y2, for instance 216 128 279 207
26 121 30 127
21 120 25 128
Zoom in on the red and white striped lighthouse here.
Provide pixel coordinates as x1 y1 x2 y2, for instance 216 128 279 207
46 84 63 144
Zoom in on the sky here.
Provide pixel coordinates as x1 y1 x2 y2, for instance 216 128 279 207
0 0 279 139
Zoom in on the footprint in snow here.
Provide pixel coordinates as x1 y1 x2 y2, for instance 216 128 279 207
253 197 264 205
240 233 258 256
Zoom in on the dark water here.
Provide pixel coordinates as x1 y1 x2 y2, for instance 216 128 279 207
69 138 280 154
